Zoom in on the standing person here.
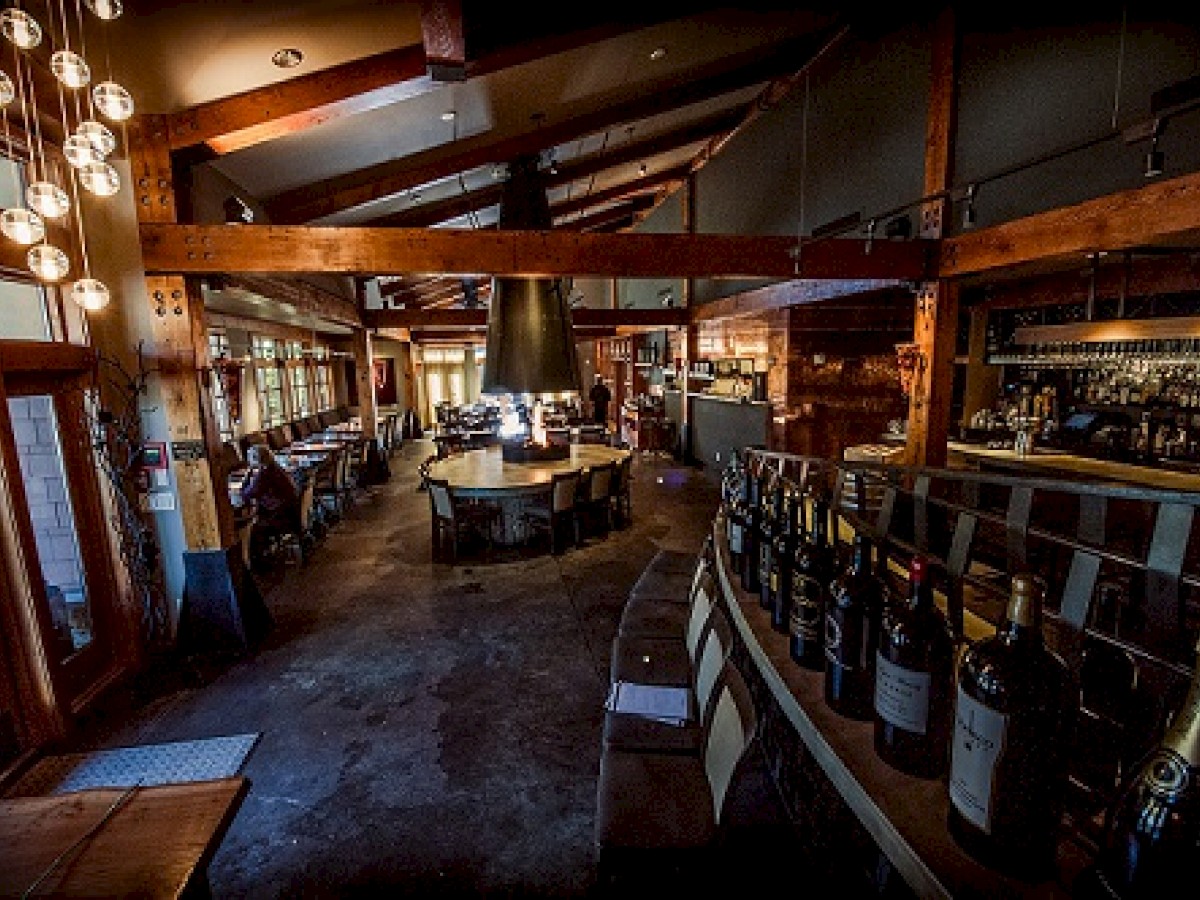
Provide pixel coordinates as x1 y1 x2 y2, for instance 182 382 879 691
589 374 612 426
241 444 304 565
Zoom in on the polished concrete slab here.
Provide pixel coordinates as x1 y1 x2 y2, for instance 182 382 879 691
68 440 797 897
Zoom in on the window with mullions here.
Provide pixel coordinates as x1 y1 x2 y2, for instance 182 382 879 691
314 359 332 411
207 330 234 442
251 335 286 427
289 360 311 417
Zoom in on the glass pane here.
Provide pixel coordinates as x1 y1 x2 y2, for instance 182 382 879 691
8 395 93 656
0 280 50 341
448 372 465 407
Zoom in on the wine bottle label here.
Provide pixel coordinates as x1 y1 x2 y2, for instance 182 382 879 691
760 545 771 581
874 653 931 733
949 687 1009 834
769 568 778 594
790 576 823 642
824 613 842 665
730 523 742 554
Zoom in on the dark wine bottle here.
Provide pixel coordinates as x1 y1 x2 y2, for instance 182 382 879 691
759 471 781 610
789 492 834 671
740 464 761 595
1068 582 1139 813
873 553 956 778
725 455 746 570
947 572 1077 881
824 531 883 720
770 488 798 634
1073 635 1200 900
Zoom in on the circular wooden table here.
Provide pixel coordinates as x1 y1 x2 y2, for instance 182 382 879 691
427 444 631 544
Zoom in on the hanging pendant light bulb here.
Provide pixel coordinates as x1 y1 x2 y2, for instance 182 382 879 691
92 81 133 121
0 9 42 49
79 161 120 196
64 134 101 168
26 181 70 219
71 277 110 310
0 208 45 245
84 0 123 20
51 50 91 89
0 71 14 107
76 119 115 156
27 244 70 282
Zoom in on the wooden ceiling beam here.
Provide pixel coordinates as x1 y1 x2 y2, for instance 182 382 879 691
559 196 656 232
264 28 843 223
165 45 432 155
690 278 912 322
364 112 737 228
362 306 687 329
140 223 933 281
939 169 1200 279
552 166 688 219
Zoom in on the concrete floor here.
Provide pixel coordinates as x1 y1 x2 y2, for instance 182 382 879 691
71 440 794 898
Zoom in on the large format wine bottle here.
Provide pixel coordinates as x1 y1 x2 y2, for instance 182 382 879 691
1073 635 1200 900
759 472 781 610
947 572 1077 881
789 492 835 671
873 553 956 777
770 488 798 634
824 531 883 720
740 464 762 595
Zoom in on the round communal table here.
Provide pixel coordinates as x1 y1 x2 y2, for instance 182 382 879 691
426 443 631 545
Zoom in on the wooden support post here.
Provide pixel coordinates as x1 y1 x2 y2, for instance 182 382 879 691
129 114 230 551
905 281 959 467
352 327 378 439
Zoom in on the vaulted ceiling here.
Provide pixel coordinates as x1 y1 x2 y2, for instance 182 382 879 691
106 2 859 325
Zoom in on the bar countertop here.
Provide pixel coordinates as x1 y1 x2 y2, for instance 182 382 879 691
947 441 1200 492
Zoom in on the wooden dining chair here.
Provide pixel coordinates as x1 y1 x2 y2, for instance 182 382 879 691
609 453 633 527
427 478 499 562
523 469 582 554
580 461 614 537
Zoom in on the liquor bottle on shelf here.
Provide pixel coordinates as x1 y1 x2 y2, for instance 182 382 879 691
770 487 799 634
1073 634 1200 900
740 461 763 595
789 490 835 671
759 471 782 611
824 530 884 720
948 572 1077 881
873 553 956 778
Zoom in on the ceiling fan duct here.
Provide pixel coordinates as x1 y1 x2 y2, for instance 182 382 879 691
481 155 580 396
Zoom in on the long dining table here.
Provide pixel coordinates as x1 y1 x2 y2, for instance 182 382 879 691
426 443 630 545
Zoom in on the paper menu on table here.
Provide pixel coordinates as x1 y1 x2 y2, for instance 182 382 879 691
604 681 692 726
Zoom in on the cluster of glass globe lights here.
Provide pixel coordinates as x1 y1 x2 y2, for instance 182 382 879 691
0 2 131 312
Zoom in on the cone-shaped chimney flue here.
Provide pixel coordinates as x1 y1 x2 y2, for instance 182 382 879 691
481 155 580 396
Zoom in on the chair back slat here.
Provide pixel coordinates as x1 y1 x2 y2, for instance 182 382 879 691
553 472 580 512
590 463 613 501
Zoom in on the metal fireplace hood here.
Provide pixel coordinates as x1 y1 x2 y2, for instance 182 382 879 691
481 155 581 396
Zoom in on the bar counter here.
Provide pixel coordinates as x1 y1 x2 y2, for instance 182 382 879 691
664 389 770 474
947 440 1200 491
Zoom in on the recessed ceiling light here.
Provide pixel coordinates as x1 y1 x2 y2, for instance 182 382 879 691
271 48 303 69
649 47 667 61
441 110 456 122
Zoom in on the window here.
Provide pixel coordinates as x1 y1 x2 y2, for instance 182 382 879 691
208 330 234 442
289 359 311 417
314 356 332 410
252 335 286 427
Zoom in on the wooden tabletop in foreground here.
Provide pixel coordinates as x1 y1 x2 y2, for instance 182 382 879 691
0 776 249 898
428 444 630 494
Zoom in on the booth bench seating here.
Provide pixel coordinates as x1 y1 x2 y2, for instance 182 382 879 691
593 540 768 893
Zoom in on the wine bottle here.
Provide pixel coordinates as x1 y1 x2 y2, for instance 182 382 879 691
740 464 761 595
873 553 956 778
770 488 798 634
824 531 883 720
1073 634 1200 900
947 572 1077 881
1068 582 1139 813
789 492 835 671
725 455 746 570
759 471 780 610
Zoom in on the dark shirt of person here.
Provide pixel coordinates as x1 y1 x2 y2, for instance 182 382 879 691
241 457 301 533
589 379 612 424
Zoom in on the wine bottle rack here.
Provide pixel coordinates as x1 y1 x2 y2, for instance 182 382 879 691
717 448 1200 897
